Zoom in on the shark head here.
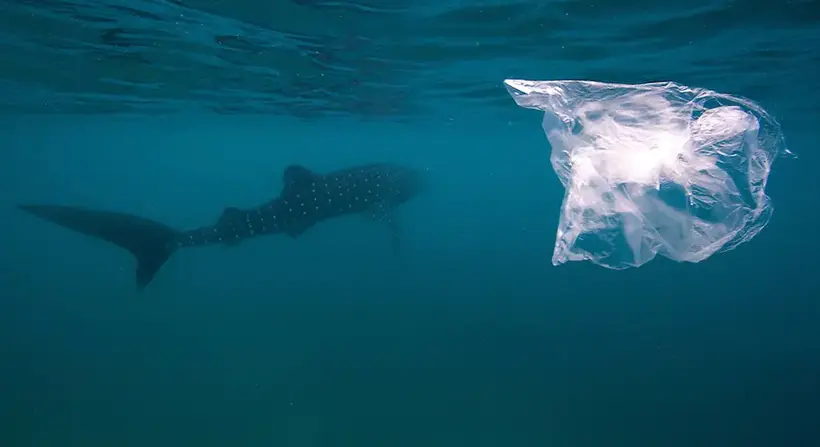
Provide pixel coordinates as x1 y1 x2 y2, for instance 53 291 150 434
382 164 428 205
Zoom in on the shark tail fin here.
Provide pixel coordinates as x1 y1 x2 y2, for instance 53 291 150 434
18 204 181 291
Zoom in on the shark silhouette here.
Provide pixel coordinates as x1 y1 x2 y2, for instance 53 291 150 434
18 163 426 290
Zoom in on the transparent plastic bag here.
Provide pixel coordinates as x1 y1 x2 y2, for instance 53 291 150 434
505 79 793 269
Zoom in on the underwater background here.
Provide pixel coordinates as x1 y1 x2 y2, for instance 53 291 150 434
1 0 818 446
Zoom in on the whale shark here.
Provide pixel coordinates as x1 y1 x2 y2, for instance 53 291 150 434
18 163 426 290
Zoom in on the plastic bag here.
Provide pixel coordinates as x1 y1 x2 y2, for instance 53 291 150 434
505 79 793 269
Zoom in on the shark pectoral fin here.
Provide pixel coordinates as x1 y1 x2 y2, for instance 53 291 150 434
368 202 401 254
387 214 401 254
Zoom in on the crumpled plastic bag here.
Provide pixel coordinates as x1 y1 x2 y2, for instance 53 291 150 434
504 79 793 269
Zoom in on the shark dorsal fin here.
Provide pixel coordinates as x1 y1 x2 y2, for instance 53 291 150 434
217 206 243 225
216 207 244 246
283 165 316 190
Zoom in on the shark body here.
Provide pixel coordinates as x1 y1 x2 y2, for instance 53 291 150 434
19 163 426 290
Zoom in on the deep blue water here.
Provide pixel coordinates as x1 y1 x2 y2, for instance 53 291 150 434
1 1 819 446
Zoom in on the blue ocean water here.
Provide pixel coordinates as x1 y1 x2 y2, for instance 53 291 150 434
1 0 818 446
